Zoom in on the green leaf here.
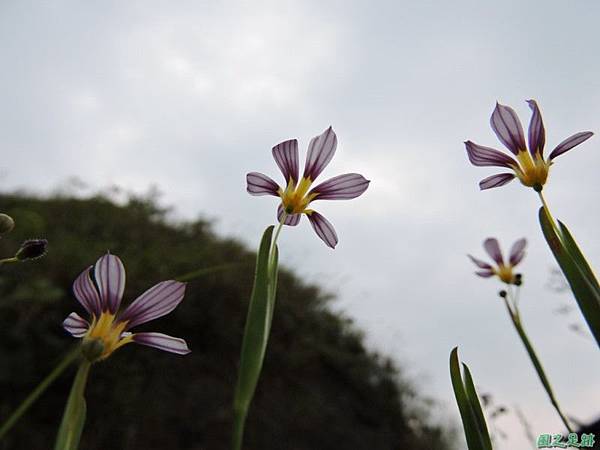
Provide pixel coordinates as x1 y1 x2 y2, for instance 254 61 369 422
449 348 491 450
232 226 278 450
54 362 90 450
462 364 493 450
539 207 600 346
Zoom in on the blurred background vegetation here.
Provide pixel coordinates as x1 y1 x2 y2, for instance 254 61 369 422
0 191 455 450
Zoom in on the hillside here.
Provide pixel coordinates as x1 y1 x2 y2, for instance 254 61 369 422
0 192 453 450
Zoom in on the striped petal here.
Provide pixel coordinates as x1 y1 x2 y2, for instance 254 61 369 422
490 102 526 155
309 173 370 200
465 141 517 168
527 100 545 157
548 131 594 160
62 312 90 338
303 126 337 180
94 253 126 314
118 280 186 329
246 172 280 196
483 238 504 265
475 270 495 278
479 173 515 190
272 139 299 185
306 210 338 249
509 238 527 266
72 266 101 317
468 255 493 270
131 332 191 355
277 204 301 226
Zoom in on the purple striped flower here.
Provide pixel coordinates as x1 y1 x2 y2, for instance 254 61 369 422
466 100 593 191
63 253 190 360
468 238 526 284
246 127 370 248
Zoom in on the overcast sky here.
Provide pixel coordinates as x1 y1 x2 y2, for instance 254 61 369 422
2 1 600 448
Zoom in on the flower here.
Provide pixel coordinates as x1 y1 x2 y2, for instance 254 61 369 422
63 253 190 360
468 238 526 284
465 100 593 191
246 127 370 248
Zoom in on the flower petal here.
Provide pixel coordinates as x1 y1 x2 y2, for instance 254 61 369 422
475 270 494 278
277 204 301 226
309 173 370 200
509 238 527 266
303 126 337 180
62 312 90 338
548 131 594 160
131 332 191 355
306 210 338 248
72 266 101 317
246 172 280 196
272 139 299 185
118 280 186 329
490 102 526 155
527 100 545 157
483 238 504 265
94 253 126 314
465 141 517 168
468 255 493 270
478 173 515 190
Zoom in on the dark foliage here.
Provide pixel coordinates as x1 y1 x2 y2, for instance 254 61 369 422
0 192 452 450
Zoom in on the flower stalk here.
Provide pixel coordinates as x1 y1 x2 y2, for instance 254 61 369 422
54 360 91 450
501 287 573 433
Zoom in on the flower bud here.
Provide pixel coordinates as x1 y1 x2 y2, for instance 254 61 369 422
498 290 507 298
15 239 48 261
0 214 15 236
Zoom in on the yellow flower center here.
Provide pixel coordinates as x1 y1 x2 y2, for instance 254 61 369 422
494 264 515 284
511 150 552 189
278 177 319 215
84 311 132 360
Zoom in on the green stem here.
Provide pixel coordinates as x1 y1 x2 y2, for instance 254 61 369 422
54 360 91 450
232 408 246 450
0 346 81 440
0 257 18 267
269 213 286 271
503 292 573 433
537 191 561 238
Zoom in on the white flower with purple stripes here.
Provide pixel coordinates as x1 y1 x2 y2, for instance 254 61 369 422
63 253 190 360
465 100 593 191
468 238 526 284
246 127 370 248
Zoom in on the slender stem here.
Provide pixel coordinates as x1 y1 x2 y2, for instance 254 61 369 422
0 346 81 440
232 408 246 450
0 257 18 267
537 191 561 237
503 290 573 433
269 212 287 271
54 360 91 450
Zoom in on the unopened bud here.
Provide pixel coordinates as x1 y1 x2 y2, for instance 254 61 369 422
0 214 15 235
498 290 507 298
15 239 48 261
514 273 523 286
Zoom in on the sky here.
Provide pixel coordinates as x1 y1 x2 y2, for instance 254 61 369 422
1 1 600 448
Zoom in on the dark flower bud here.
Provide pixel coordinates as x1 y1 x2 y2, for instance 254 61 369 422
0 214 15 235
498 290 507 298
15 239 48 261
514 273 523 286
